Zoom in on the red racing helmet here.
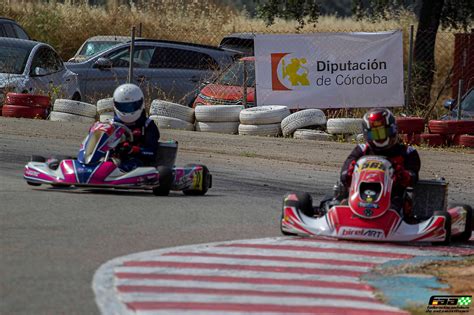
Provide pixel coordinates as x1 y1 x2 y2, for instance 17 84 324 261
362 108 398 151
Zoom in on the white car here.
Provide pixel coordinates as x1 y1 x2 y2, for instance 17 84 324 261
0 38 81 104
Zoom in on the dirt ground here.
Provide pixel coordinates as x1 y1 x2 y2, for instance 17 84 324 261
1 116 473 307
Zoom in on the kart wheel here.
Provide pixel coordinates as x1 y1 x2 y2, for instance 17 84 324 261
431 211 452 245
450 204 473 242
27 181 41 186
183 164 211 196
153 166 173 196
283 192 314 217
31 155 46 162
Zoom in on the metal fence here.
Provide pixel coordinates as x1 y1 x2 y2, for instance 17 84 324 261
1 24 472 118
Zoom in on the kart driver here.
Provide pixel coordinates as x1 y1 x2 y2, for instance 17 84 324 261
112 83 160 172
339 108 421 222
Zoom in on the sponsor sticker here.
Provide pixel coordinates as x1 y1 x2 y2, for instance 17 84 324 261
426 295 471 313
340 227 384 239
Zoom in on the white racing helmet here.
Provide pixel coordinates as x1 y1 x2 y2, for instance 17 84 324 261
113 83 144 124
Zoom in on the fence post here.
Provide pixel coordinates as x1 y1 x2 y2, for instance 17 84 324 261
456 79 463 120
405 25 414 109
138 23 142 37
128 26 136 84
242 60 248 108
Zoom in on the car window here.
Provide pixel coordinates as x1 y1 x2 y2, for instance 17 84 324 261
3 23 17 38
107 46 155 68
215 60 255 86
0 42 30 74
31 47 62 75
0 25 6 37
12 24 29 40
460 89 474 112
80 41 122 57
150 47 220 70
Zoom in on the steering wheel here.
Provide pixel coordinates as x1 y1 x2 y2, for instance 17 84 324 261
112 121 134 143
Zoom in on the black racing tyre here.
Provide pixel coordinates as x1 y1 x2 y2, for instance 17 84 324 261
153 166 173 196
449 204 473 242
27 181 41 186
48 155 73 170
431 211 452 245
283 192 314 217
182 164 211 196
31 155 46 162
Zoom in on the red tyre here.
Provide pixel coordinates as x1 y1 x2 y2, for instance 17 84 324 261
459 135 474 148
2 104 49 119
420 133 446 147
396 117 425 134
5 93 51 108
456 120 474 135
428 120 451 134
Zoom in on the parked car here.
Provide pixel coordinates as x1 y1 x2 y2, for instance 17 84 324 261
65 39 241 105
193 56 255 107
0 17 30 40
219 33 254 56
68 35 141 63
0 38 81 106
442 88 474 119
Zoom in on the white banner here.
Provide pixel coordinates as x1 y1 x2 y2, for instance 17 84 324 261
254 31 404 109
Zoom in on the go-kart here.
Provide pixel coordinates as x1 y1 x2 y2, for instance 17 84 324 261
281 156 472 244
23 121 212 196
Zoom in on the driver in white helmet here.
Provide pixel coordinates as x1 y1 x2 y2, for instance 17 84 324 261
112 83 160 172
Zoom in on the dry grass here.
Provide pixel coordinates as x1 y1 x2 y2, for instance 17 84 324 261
0 1 462 116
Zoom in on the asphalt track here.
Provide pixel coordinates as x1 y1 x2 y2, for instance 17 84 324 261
1 117 473 315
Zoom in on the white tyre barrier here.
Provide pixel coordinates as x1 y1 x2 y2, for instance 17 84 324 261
150 100 195 123
239 105 290 125
149 115 194 131
50 111 96 124
99 112 114 123
53 99 97 118
195 121 239 134
238 123 282 137
281 109 327 136
326 118 364 134
194 105 243 122
293 129 334 141
96 98 114 115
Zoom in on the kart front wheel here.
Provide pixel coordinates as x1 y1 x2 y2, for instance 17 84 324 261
431 211 452 245
450 204 473 242
153 166 173 196
183 164 211 196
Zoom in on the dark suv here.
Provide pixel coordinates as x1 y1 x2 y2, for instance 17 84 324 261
0 17 30 40
66 39 241 105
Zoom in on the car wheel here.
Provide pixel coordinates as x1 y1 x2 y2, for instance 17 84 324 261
72 93 81 101
153 166 173 196
183 164 211 196
449 204 473 242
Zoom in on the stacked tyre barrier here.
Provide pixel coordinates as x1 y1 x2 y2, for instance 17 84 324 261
428 120 474 148
50 99 96 124
2 93 50 119
281 109 329 140
149 100 195 131
194 105 243 134
397 117 426 146
239 105 290 137
325 117 363 142
97 98 114 123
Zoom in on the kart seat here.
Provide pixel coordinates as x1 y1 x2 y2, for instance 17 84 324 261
154 141 178 167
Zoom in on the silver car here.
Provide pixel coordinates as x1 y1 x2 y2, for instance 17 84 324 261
68 35 140 63
65 39 240 106
0 38 81 104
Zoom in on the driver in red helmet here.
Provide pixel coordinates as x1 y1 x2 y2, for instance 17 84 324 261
339 108 421 222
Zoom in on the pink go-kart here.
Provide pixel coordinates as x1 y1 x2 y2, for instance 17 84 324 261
281 156 472 244
23 121 211 196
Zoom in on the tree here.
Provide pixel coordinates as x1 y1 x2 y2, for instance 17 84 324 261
258 0 474 111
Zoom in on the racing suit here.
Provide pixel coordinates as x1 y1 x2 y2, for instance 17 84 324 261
339 143 421 219
114 111 160 172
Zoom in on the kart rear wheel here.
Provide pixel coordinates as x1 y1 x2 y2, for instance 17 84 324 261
182 164 211 196
431 211 452 245
283 192 314 217
450 204 473 242
153 166 173 196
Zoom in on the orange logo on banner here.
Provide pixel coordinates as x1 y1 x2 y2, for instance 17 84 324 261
271 53 310 91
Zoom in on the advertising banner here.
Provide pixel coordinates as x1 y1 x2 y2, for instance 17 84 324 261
254 31 404 108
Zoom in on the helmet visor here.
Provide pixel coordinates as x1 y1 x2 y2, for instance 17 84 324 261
367 126 389 141
114 99 142 113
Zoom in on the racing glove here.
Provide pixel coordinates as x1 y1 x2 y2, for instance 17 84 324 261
118 142 141 155
394 164 414 187
341 160 356 187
